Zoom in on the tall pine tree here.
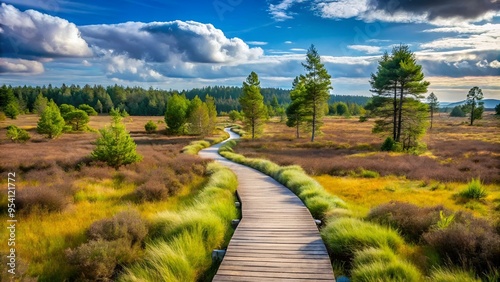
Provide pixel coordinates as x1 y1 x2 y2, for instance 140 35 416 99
301 45 332 142
239 71 267 140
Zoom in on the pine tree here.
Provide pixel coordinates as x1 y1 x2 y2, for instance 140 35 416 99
426 92 439 129
165 93 189 134
91 115 142 168
205 94 217 134
301 45 332 141
239 71 267 140
286 76 308 138
466 86 484 126
187 96 210 136
36 100 65 139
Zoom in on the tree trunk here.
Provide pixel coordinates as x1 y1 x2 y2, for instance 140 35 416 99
311 101 316 142
470 103 475 126
430 108 433 129
393 84 398 141
396 84 405 142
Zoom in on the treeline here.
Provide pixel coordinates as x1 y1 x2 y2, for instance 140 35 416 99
0 84 371 117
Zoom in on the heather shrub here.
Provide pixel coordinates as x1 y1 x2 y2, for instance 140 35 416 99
17 187 69 212
423 219 500 274
87 210 147 247
66 239 131 281
459 178 487 200
135 179 169 202
368 201 444 242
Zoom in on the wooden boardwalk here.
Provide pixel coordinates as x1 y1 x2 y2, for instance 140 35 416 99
199 129 335 281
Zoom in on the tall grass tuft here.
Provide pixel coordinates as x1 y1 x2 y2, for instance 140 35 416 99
321 217 404 261
430 268 480 282
120 162 238 281
459 178 487 200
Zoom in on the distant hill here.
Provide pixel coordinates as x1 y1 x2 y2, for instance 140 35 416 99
442 99 500 109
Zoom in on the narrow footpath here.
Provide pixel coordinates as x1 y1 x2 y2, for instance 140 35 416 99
199 129 335 281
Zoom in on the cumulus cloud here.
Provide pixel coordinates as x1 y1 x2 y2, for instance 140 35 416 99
268 0 306 21
490 60 500 69
0 3 92 58
347 45 381 54
80 20 263 64
0 58 44 74
368 0 500 22
311 0 499 24
316 0 369 19
247 41 268 46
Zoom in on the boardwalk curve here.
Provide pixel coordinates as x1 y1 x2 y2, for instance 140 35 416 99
199 129 335 281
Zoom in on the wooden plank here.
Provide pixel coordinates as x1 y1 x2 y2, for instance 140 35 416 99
199 131 335 281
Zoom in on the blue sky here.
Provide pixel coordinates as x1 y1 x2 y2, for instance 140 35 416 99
0 0 499 101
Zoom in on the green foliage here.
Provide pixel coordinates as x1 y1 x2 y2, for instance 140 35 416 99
381 137 395 151
187 95 210 136
351 254 422 282
495 103 500 115
0 111 6 121
427 92 439 129
369 45 429 145
450 106 466 117
144 120 158 134
321 217 404 260
228 110 242 122
334 102 349 116
301 45 332 141
65 109 90 131
6 125 30 143
59 104 76 118
78 104 98 116
165 93 189 134
466 86 484 125
286 76 309 138
436 210 455 229
33 93 49 115
181 140 211 155
239 71 267 140
37 100 65 139
459 178 487 200
4 102 20 119
91 116 142 168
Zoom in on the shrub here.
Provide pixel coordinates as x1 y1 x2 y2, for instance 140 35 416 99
6 125 30 143
17 187 69 212
135 179 169 201
381 137 395 151
368 202 444 242
65 109 90 131
66 239 130 280
450 106 466 117
4 102 20 119
359 169 379 178
144 120 158 134
423 220 500 274
37 100 65 139
87 210 147 246
459 178 487 200
321 217 404 262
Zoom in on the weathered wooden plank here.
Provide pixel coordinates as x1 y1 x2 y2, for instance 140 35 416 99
199 130 335 281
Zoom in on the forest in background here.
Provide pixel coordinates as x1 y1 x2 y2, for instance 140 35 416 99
0 84 370 116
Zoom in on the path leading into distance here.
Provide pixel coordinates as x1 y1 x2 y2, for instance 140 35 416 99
199 129 335 281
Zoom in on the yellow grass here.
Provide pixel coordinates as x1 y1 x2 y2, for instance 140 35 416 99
315 175 500 218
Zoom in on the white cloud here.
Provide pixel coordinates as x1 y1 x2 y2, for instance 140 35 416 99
284 41 293 44
0 3 92 58
247 41 268 46
268 0 306 21
316 0 369 19
82 60 92 67
290 48 306 52
347 45 381 54
81 20 263 64
490 60 500 69
0 58 44 74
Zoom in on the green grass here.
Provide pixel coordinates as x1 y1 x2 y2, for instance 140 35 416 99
181 128 230 155
120 162 238 281
321 217 404 258
459 178 488 200
429 268 480 282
